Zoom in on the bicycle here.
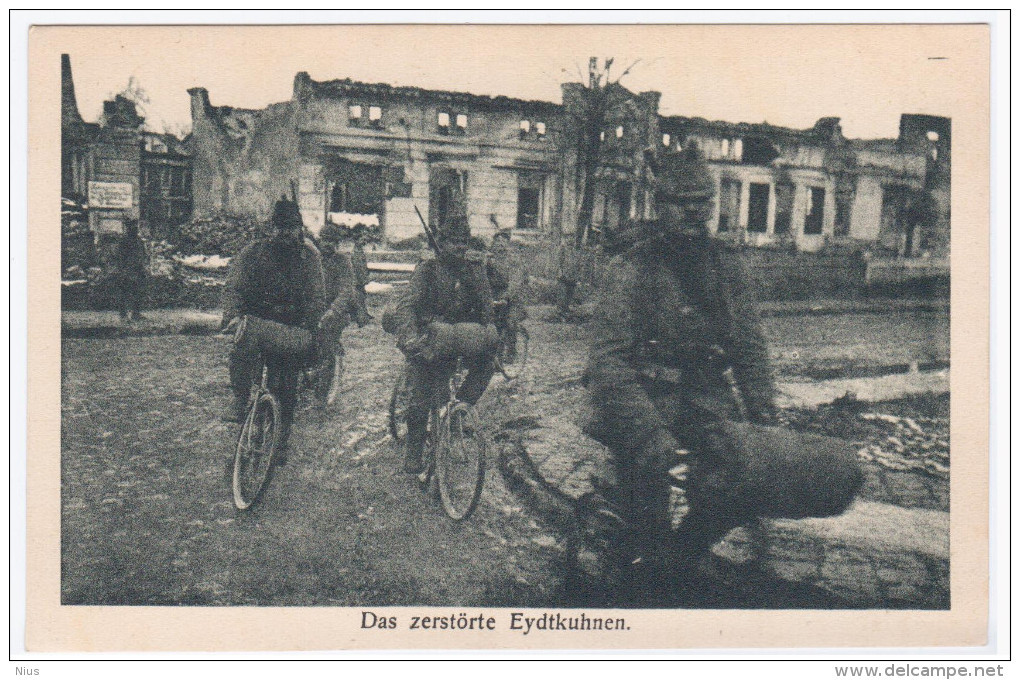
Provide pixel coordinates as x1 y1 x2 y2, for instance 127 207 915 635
229 314 313 511
232 362 282 511
388 357 487 521
389 319 528 445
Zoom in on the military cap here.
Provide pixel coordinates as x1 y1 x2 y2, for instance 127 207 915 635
438 200 471 245
271 194 304 230
654 143 716 203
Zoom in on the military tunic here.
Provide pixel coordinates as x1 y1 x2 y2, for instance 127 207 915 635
222 238 326 431
396 253 496 466
583 227 778 583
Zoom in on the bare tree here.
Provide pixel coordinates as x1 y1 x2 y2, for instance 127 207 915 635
563 57 640 246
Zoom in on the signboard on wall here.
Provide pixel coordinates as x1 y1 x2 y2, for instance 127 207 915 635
88 181 133 209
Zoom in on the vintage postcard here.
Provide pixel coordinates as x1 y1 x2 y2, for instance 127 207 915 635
26 22 990 651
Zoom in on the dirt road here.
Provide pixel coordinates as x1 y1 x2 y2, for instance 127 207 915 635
60 305 949 607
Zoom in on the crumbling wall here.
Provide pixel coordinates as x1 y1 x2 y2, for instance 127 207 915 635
294 74 563 244
189 87 299 220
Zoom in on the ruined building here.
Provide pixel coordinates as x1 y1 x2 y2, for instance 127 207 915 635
660 113 950 255
186 71 949 255
61 54 192 239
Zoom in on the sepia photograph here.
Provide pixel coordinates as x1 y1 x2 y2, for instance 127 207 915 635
23 18 993 652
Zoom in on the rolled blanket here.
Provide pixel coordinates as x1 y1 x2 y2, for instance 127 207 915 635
698 420 865 520
422 321 500 362
234 315 316 365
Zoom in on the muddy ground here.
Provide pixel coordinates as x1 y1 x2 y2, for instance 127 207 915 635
60 304 949 607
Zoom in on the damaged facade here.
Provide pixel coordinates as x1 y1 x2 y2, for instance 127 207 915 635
61 54 193 239
188 73 660 244
660 114 950 254
187 71 949 255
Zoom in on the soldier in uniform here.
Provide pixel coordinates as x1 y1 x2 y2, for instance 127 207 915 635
394 208 496 475
487 228 525 362
580 145 780 603
349 233 372 326
111 219 148 323
313 238 367 405
221 196 326 460
555 240 582 321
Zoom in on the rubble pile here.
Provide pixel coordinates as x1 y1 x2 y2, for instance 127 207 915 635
856 412 949 478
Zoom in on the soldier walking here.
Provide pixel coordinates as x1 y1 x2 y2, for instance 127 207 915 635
111 219 148 323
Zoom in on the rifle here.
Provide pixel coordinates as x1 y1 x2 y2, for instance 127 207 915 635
414 205 442 256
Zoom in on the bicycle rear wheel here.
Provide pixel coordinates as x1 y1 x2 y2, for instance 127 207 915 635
436 402 486 521
499 326 530 381
388 372 409 444
232 392 280 510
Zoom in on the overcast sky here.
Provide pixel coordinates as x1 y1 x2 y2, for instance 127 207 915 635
60 24 977 140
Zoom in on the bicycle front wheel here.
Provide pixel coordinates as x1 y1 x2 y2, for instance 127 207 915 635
436 402 486 521
232 392 281 510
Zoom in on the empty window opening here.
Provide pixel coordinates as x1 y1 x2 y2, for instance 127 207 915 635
437 112 450 132
733 138 744 161
741 136 781 165
926 130 939 142
348 105 362 121
429 167 468 231
718 178 741 232
662 133 671 147
721 139 730 157
613 182 632 227
774 183 794 234
615 125 624 139
368 106 382 122
536 121 546 137
517 172 544 231
748 183 769 233
456 114 468 130
804 187 825 235
326 160 385 232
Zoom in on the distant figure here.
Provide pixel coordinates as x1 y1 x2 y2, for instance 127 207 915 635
111 219 148 322
488 229 525 362
556 240 582 321
350 236 372 326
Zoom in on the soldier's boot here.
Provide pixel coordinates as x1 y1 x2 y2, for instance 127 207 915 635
403 411 428 474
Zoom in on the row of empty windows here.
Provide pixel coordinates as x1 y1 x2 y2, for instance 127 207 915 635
437 112 469 133
519 120 547 138
717 180 825 235
348 104 384 127
599 125 626 142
